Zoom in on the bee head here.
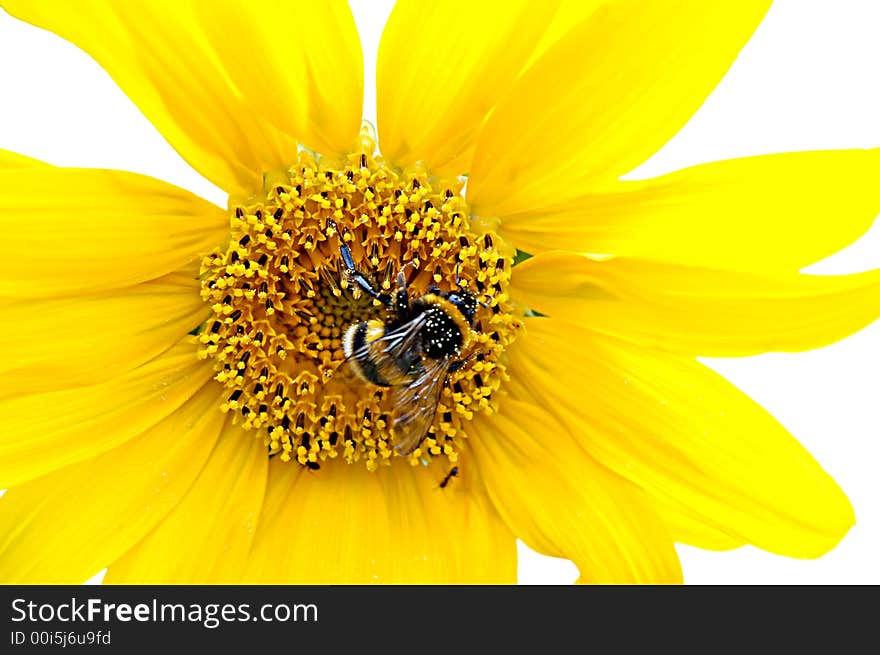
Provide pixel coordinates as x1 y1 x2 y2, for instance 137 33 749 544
442 289 478 326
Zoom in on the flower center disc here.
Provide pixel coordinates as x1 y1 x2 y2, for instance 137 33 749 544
199 140 518 471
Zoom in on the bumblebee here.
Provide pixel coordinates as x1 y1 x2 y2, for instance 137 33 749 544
335 241 479 455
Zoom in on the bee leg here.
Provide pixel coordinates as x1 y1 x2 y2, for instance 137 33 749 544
449 350 479 374
448 359 466 374
328 219 388 303
396 260 417 290
339 239 357 271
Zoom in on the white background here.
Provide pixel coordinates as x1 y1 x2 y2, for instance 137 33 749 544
1 0 878 584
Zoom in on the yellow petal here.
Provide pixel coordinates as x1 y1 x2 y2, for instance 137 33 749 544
506 319 855 558
0 166 225 298
0 381 225 583
498 150 880 271
0 338 214 487
467 0 771 217
377 0 559 177
654 498 745 552
2 0 303 194
243 456 516 584
105 421 266 583
192 0 363 159
469 402 681 584
0 148 45 168
512 251 880 356
525 1 604 69
0 273 205 394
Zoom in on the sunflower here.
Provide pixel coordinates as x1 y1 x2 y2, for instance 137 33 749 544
1 0 879 585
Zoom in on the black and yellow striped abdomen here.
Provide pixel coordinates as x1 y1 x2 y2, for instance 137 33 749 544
342 319 414 386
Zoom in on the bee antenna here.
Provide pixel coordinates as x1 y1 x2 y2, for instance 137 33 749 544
335 234 386 304
340 241 356 272
455 260 461 288
327 218 355 270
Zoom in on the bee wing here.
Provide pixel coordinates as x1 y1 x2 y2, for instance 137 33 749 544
376 312 430 359
392 356 454 456
329 314 429 386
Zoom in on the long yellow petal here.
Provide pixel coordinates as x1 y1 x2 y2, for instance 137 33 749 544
377 0 559 177
0 166 225 298
467 0 771 218
511 251 880 356
0 382 225 583
192 0 363 159
105 422 266 584
500 150 880 272
242 456 516 584
0 148 44 168
0 338 214 487
525 1 604 69
0 273 205 394
2 0 305 194
654 498 745 552
469 402 681 584
506 319 855 558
